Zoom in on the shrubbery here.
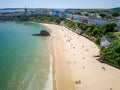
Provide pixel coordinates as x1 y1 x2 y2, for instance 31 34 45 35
63 19 120 67
100 39 120 66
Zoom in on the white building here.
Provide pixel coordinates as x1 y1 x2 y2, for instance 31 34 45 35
96 14 102 19
101 37 111 48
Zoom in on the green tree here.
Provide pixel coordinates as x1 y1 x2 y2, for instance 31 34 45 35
85 13 89 16
112 12 120 17
100 39 120 66
95 37 101 45
84 28 91 35
100 13 106 18
91 27 99 36
103 22 117 33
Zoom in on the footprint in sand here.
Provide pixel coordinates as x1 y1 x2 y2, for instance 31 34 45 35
73 47 75 49
110 88 112 90
82 57 85 59
73 54 75 56
85 49 89 51
83 66 85 69
74 62 77 63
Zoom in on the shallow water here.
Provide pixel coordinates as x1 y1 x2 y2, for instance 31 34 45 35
0 21 51 90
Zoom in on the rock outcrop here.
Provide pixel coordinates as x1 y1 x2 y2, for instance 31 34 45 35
32 30 50 36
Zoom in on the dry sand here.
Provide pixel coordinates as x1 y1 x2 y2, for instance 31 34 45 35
41 23 120 90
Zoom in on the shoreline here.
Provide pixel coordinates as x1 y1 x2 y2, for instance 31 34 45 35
49 36 57 90
41 24 57 90
42 23 74 90
41 23 120 90
44 43 53 90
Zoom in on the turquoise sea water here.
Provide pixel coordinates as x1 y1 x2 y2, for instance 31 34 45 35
0 21 51 90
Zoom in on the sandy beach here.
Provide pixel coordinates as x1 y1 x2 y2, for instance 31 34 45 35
41 23 120 90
